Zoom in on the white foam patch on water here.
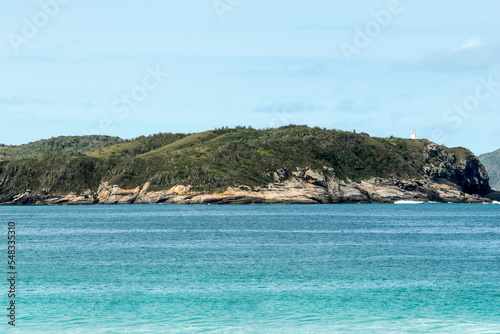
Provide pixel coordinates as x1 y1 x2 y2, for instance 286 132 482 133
394 200 425 204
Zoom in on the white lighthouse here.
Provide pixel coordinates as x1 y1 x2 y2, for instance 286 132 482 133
411 129 416 140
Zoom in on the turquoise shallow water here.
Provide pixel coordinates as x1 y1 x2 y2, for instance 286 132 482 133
0 204 499 333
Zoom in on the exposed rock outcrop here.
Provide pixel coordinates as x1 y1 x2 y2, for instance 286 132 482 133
424 143 490 195
2 166 489 205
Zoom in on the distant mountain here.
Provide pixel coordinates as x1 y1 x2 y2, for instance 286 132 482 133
479 149 500 191
0 135 125 161
0 126 493 205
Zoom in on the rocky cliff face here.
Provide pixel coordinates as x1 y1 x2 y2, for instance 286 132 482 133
0 143 493 205
423 143 490 195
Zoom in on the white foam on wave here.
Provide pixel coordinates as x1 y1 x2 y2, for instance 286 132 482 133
394 200 424 204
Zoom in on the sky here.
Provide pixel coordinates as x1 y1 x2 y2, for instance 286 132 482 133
1 0 499 155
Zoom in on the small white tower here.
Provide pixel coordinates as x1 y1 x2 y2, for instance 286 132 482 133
411 129 416 140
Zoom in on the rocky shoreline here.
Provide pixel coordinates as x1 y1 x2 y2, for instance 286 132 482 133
1 143 497 205
1 169 494 205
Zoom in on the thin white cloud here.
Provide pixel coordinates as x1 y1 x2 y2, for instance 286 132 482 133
457 37 483 50
290 63 336 78
419 37 500 71
252 100 328 114
0 96 55 105
333 99 379 115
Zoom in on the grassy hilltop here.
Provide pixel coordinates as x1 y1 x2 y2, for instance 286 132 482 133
0 126 483 197
0 135 124 161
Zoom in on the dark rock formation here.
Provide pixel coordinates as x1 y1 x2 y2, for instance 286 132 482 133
424 144 490 195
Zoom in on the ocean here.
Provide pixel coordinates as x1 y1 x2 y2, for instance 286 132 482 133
1 204 499 333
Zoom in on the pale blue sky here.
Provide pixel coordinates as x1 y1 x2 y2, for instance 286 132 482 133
1 0 499 154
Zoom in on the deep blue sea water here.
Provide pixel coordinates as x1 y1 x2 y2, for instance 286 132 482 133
0 204 499 333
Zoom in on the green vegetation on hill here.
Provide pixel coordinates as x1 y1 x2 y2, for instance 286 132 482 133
87 132 189 159
0 126 485 197
0 135 124 161
479 149 500 190
0 154 111 194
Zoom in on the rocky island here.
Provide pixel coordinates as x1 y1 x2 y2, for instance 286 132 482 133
0 126 497 205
